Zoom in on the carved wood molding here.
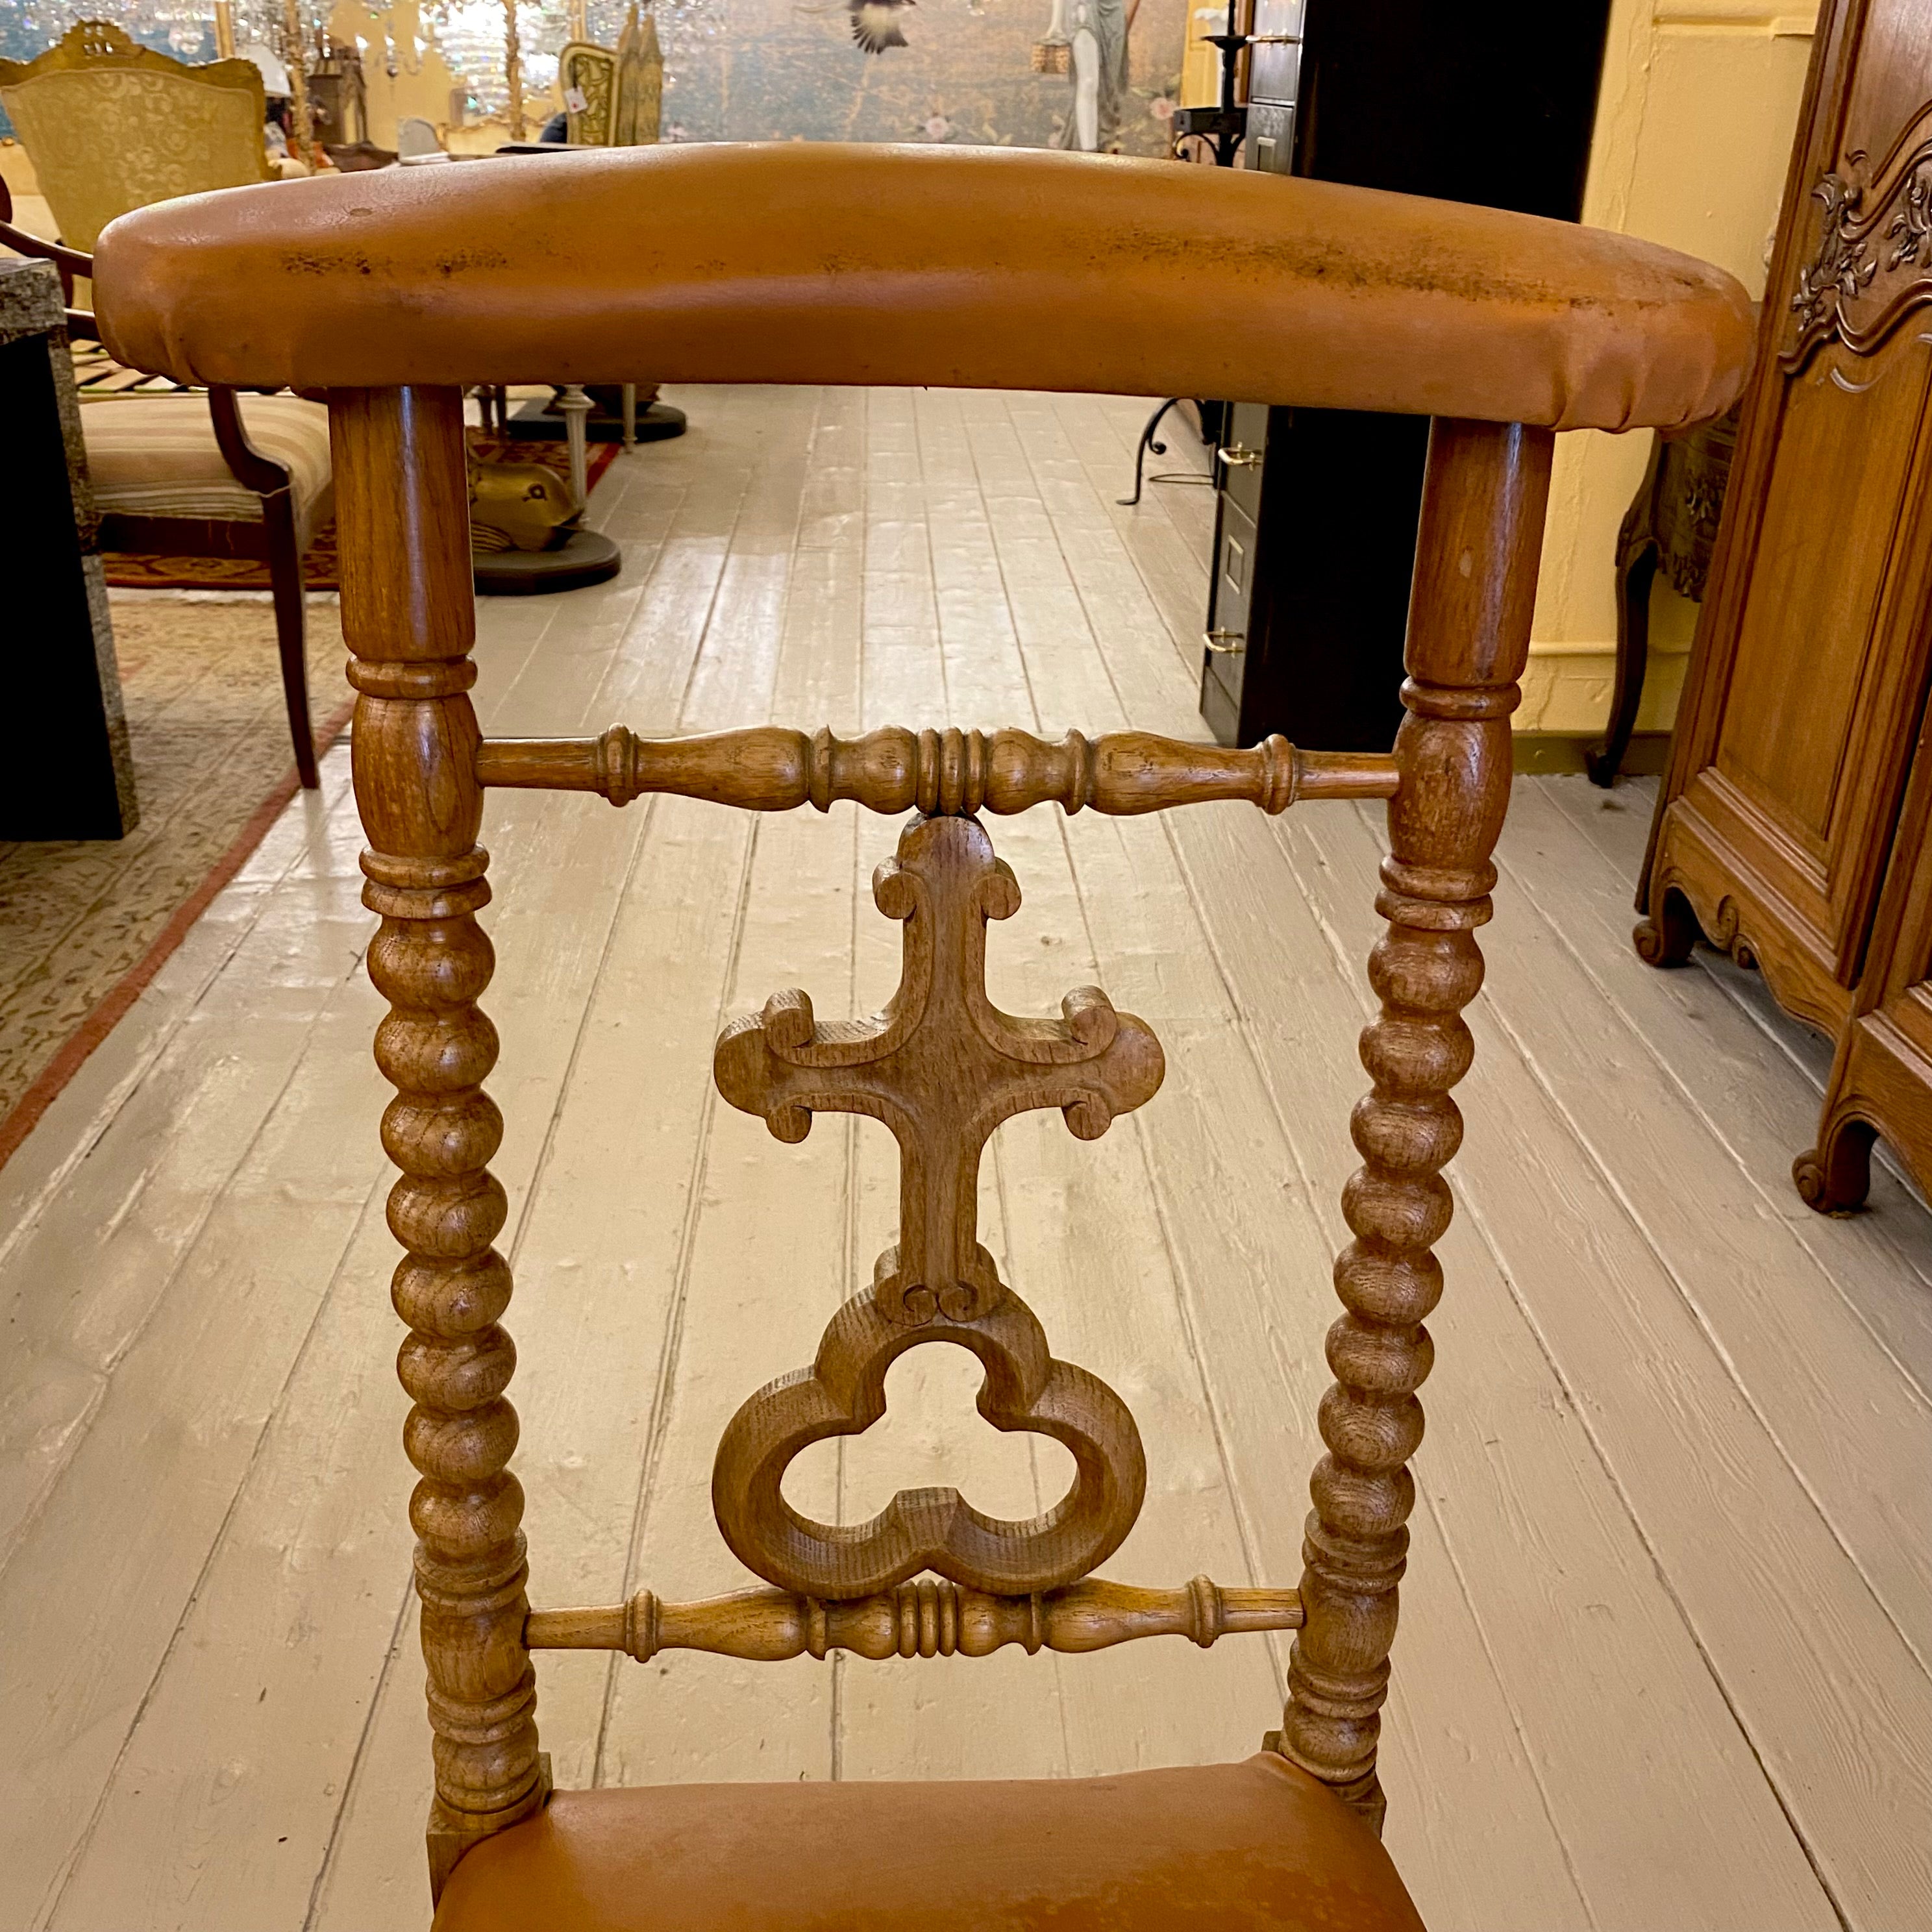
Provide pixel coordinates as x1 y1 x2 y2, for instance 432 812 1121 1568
1785 110 1932 369
526 1576 1302 1663
475 723 1400 816
710 813 1157 1600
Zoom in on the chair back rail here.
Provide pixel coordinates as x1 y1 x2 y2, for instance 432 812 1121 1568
93 144 1751 431
87 145 1746 1902
526 1578 1306 1664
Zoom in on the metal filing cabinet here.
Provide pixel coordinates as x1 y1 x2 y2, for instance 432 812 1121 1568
1242 0 1302 173
1200 1 1613 751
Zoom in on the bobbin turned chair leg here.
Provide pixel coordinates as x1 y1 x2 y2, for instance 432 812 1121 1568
332 386 549 1894
1274 418 1554 1831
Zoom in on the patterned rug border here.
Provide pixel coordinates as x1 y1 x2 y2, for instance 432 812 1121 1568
0 696 358 1176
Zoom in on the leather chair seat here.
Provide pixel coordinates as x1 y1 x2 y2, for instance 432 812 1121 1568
432 1752 1424 1932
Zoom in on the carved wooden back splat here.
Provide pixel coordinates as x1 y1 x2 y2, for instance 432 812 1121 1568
327 386 1558 1894
711 812 1159 1599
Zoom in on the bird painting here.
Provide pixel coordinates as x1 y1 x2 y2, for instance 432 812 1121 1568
849 0 915 53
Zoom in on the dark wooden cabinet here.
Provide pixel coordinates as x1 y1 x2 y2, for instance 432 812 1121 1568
1641 0 1932 1214
1202 0 1612 750
0 257 136 839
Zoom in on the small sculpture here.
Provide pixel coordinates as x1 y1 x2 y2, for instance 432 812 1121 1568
1058 0 1134 153
469 458 582 554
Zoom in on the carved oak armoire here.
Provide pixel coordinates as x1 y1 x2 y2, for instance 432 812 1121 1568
1641 0 1932 1212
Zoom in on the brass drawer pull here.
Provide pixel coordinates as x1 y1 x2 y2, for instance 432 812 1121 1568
1217 444 1263 469
1204 629 1246 655
1246 34 1300 43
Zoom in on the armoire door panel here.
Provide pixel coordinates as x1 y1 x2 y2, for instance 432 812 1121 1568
1712 332 1932 893
1651 778 1855 1036
1649 13 1932 994
1679 764 1830 924
1872 740 1932 1011
1795 568 1932 1209
1841 0 1932 163
1890 982 1932 1056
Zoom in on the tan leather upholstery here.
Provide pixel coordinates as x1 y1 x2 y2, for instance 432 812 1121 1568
82 393 335 547
430 1753 1424 1932
93 143 1752 432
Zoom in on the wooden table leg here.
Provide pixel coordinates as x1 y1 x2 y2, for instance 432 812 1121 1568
1274 416 1554 1832
1587 437 1664 788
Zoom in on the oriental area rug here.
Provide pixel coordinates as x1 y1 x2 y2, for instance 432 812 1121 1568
0 597 354 1167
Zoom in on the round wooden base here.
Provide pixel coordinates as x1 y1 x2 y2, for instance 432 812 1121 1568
473 530 623 597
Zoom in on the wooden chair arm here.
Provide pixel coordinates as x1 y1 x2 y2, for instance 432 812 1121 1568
0 187 103 344
207 386 293 496
0 217 92 304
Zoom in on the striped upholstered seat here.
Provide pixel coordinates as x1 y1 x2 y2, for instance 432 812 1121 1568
80 392 334 549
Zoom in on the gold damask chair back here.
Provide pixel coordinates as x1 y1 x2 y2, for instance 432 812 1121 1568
0 20 270 250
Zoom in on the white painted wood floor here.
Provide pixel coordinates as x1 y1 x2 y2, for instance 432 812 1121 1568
3 388 1929 1932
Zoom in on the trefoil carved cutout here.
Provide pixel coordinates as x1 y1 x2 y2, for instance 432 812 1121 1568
710 812 1161 1600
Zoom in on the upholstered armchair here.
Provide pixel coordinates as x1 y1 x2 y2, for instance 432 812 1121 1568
0 21 276 251
0 186 327 787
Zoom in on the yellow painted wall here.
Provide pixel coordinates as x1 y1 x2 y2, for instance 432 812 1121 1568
1520 0 1818 734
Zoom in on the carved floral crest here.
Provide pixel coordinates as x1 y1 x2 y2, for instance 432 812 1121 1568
1785 123 1932 369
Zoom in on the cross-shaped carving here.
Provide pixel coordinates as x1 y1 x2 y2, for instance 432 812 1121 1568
715 813 1165 1326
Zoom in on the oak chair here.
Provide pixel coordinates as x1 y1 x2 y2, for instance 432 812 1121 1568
94 145 1750 1929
